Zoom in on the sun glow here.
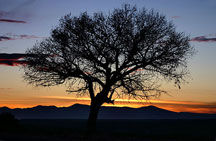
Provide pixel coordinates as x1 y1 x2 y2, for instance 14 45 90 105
1 95 215 114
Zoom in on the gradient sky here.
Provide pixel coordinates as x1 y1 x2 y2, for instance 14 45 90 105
0 0 216 113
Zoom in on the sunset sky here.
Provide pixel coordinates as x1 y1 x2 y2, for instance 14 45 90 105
0 0 216 114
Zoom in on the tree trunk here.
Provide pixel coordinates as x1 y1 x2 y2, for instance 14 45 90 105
87 101 102 133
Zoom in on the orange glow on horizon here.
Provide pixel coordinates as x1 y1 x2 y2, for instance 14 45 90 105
0 96 215 114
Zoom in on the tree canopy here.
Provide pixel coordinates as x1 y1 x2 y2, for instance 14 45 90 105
23 4 194 127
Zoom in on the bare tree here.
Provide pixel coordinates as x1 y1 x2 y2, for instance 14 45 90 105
23 4 194 130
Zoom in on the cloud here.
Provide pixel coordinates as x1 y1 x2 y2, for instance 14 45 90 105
0 19 27 23
151 101 216 114
0 0 36 23
190 36 216 42
0 53 34 66
0 88 12 90
0 53 29 60
0 36 13 41
0 10 28 24
0 60 28 66
16 34 41 39
0 34 42 42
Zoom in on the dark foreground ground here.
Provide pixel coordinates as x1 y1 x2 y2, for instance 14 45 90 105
0 119 216 141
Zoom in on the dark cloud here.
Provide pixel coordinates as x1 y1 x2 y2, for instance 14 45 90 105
0 34 42 42
190 36 216 42
0 18 27 23
0 60 28 66
0 10 28 24
0 53 30 60
0 36 13 41
0 53 35 66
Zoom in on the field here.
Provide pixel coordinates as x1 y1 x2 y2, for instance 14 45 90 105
0 119 216 141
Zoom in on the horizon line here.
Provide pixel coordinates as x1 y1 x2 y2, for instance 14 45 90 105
1 103 216 114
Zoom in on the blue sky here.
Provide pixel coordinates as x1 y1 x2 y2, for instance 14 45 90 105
0 0 216 112
1 0 216 52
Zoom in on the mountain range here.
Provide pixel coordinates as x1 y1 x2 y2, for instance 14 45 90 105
0 104 216 119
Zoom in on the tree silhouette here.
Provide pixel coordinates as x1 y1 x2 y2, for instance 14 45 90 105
23 4 194 131
0 112 18 130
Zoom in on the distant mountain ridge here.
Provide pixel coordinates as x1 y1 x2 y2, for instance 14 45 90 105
0 104 215 119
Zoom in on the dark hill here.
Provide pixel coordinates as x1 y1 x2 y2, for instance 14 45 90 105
0 104 215 119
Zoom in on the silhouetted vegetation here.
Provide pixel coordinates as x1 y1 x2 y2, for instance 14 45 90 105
0 119 215 141
23 4 195 130
0 112 19 131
